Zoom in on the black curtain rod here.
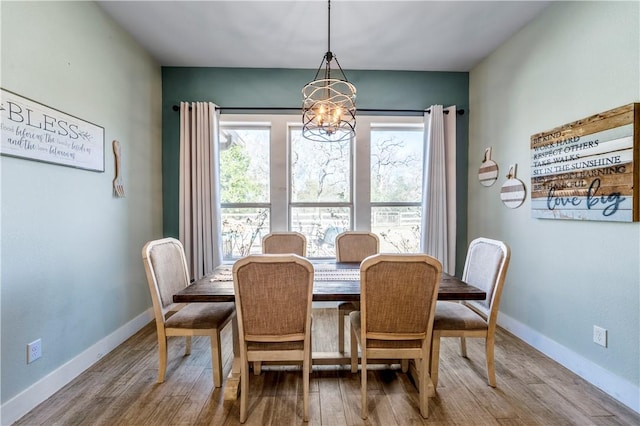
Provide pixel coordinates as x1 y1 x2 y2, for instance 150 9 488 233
171 105 464 115
361 108 464 115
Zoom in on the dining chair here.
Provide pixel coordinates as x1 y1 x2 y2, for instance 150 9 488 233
257 231 308 374
430 237 511 388
141 238 235 387
350 253 441 419
232 254 314 423
335 231 379 353
262 231 307 256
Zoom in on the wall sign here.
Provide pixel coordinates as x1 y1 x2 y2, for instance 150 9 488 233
1 88 104 172
531 103 639 222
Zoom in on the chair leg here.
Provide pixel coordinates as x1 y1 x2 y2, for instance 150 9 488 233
460 336 467 357
350 326 358 373
240 358 249 423
486 335 496 387
185 336 192 355
418 356 429 418
253 361 262 375
430 332 441 389
210 331 223 388
157 336 168 383
338 308 346 353
361 353 368 420
303 348 310 421
401 359 409 373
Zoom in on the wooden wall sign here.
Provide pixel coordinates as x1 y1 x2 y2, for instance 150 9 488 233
531 103 639 222
0 88 104 172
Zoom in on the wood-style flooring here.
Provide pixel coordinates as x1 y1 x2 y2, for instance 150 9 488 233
14 309 640 425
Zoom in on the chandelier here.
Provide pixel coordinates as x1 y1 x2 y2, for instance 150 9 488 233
302 0 356 142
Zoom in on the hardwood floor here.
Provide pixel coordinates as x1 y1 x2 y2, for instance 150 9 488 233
15 309 639 425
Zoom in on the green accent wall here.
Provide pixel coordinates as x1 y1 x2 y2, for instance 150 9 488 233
162 67 469 270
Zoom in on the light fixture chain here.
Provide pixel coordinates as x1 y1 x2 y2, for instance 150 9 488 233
327 0 331 54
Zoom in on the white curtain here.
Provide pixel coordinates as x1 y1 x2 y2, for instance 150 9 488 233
421 105 457 274
179 102 223 280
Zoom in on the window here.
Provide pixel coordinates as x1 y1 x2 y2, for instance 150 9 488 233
217 115 424 258
370 125 424 253
219 125 270 259
289 127 352 257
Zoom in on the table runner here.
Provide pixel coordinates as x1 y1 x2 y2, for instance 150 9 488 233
209 263 360 282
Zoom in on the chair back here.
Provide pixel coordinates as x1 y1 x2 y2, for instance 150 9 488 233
360 254 441 342
233 254 314 344
462 237 511 322
142 238 191 322
335 231 379 263
262 232 307 257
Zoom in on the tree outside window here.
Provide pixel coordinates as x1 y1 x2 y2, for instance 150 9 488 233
290 128 351 257
370 127 424 253
219 127 270 259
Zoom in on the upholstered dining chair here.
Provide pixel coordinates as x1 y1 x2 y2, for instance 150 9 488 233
262 231 307 256
430 237 511 389
141 238 235 387
350 254 442 419
335 231 379 353
258 232 308 374
232 254 314 423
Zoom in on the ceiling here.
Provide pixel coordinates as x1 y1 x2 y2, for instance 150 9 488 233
97 1 552 72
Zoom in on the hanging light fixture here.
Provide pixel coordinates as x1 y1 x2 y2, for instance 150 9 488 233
302 0 356 142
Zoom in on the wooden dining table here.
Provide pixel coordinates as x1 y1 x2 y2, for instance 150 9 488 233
173 260 486 400
173 260 486 303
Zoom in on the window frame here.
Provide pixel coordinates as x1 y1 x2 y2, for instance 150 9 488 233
218 114 425 258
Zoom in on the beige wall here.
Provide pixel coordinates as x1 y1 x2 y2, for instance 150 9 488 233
469 1 639 410
1 1 162 421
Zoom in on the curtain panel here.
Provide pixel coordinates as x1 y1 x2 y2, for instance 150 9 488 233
179 102 223 279
421 105 457 274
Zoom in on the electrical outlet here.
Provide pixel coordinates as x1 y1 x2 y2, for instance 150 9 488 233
27 339 42 363
593 326 607 347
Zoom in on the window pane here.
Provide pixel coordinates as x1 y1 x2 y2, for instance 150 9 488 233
371 206 421 253
221 208 270 260
219 127 269 203
290 207 350 257
370 129 423 203
290 129 351 203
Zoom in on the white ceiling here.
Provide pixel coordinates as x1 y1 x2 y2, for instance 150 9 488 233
97 0 552 72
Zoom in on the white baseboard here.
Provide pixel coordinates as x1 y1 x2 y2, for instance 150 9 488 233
498 312 640 414
1 309 154 426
